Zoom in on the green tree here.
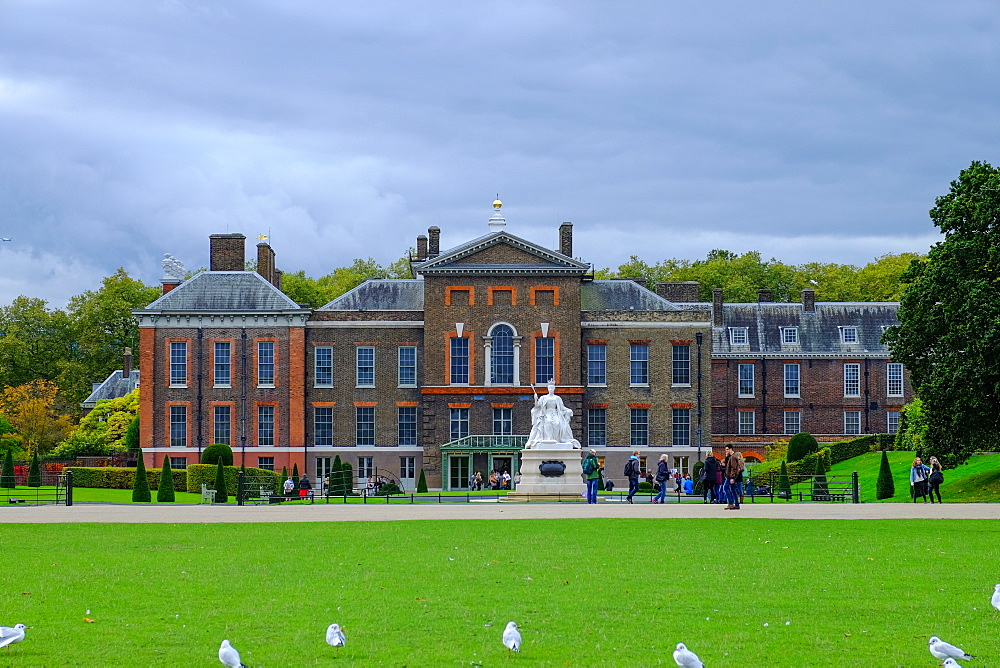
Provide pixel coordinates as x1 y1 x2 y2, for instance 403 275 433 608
125 414 140 451
27 451 41 487
132 455 151 502
812 451 829 499
157 455 175 503
201 443 234 466
280 253 414 308
292 463 299 487
0 415 18 453
777 460 791 499
213 462 228 503
893 398 927 453
51 389 139 459
884 161 1000 465
787 432 818 463
876 450 896 500
0 447 14 488
692 460 705 496
340 461 353 492
0 297 77 392
417 468 428 493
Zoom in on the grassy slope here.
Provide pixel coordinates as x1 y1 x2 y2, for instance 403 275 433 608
1 520 999 666
825 451 1000 503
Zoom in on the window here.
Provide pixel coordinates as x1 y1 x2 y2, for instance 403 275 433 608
672 456 690 477
887 410 900 434
729 328 749 345
784 410 801 435
314 346 333 387
400 456 415 480
630 344 649 385
784 363 800 397
257 405 274 446
356 406 375 446
781 327 799 345
169 457 187 470
213 405 231 445
169 342 187 387
169 405 187 447
314 407 333 446
449 456 470 490
587 344 607 385
357 456 374 480
672 408 691 446
738 410 755 435
630 408 649 447
398 406 418 446
256 341 275 387
357 346 375 387
214 342 231 387
844 410 861 435
449 337 469 384
588 408 607 446
398 346 417 387
257 457 274 471
450 407 469 441
492 407 512 435
535 336 555 384
840 326 859 344
844 363 860 397
490 325 514 384
738 363 755 397
672 344 690 385
887 362 904 397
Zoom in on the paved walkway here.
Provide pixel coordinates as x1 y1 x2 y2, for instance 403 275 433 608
3 501 998 523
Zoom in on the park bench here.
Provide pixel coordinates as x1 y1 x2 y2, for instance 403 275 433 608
200 484 216 505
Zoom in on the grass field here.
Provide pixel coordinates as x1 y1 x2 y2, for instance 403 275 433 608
1 519 998 666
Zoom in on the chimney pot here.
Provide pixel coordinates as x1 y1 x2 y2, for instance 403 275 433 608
712 288 724 327
802 288 816 312
559 222 573 257
428 226 440 258
416 234 428 261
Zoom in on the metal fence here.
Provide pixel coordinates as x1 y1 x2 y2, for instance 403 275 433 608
0 472 73 506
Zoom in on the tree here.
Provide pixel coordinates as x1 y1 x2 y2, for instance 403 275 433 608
0 380 73 456
292 463 299 487
417 468 428 493
787 432 818 463
51 389 139 459
884 161 1000 465
893 398 928 453
876 450 896 500
280 253 414 308
157 455 175 503
132 455 151 502
213 462 228 504
812 451 829 499
0 447 14 488
0 297 77 392
0 415 19 453
27 451 41 487
692 460 705 496
201 443 234 466
776 460 791 499
125 415 140 451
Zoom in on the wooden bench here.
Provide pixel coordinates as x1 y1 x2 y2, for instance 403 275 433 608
200 484 216 505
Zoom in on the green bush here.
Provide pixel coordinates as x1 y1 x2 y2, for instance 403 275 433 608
184 464 277 498
787 432 819 462
417 468 428 493
157 456 175 503
27 452 41 487
692 460 705 496
638 481 655 493
132 456 151 502
777 460 791 499
812 452 829 499
125 415 140 451
1 448 14 489
200 443 234 466
292 463 299 487
340 462 353 492
213 462 228 503
375 481 402 496
64 466 187 491
328 463 351 496
876 450 896 500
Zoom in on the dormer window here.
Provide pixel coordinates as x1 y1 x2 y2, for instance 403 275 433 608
781 327 799 345
840 326 859 344
729 327 749 346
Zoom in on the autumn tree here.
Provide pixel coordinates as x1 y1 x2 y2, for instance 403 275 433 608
0 380 73 456
50 389 139 458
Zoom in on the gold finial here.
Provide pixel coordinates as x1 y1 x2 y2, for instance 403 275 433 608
493 197 502 210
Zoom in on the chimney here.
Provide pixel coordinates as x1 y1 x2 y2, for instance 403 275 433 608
416 234 428 261
209 233 246 271
428 226 440 258
161 278 181 294
802 288 816 312
273 268 282 291
559 222 573 257
123 347 133 378
757 289 773 303
257 242 276 285
712 288 724 327
656 281 701 303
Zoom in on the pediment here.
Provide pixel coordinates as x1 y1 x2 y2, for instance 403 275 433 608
415 232 589 276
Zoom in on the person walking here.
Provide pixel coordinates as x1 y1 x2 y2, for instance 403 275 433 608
723 445 745 510
582 450 601 504
624 451 641 504
927 456 944 503
910 457 931 503
299 474 312 499
654 454 669 504
702 455 719 503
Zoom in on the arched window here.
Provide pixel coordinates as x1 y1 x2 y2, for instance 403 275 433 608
491 324 514 384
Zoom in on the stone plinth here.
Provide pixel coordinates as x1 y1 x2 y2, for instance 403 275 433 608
510 443 584 496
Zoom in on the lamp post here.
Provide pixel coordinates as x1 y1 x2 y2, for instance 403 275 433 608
695 331 704 462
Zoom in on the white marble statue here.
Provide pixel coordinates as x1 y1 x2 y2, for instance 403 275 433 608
525 380 581 449
162 253 186 280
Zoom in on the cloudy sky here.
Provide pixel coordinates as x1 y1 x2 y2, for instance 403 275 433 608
1 1 997 307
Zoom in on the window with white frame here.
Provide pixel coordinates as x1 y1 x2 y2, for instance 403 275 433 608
214 341 231 387
738 363 755 397
534 336 555 384
169 341 187 387
672 408 690 446
630 408 649 447
169 405 187 447
398 406 418 446
257 341 275 387
213 405 231 445
449 337 469 384
844 410 861 435
781 327 799 345
356 406 375 446
587 344 606 385
399 456 415 480
450 407 469 441
314 406 333 446
840 326 859 344
844 363 860 397
257 405 275 446
492 407 512 435
672 344 690 385
490 325 514 384
588 408 607 446
630 344 649 385
887 362 903 397
314 346 333 387
887 410 900 434
398 346 417 387
738 410 755 435
357 456 374 480
784 410 801 435
729 327 749 345
784 363 800 397
357 346 375 387
256 457 274 471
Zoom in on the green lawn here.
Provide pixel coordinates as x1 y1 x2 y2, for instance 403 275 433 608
1 519 998 666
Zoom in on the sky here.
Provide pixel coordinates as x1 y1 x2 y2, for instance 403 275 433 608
1 1 997 308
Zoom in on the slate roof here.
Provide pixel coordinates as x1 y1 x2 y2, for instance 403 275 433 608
81 370 140 410
581 280 686 311
137 271 306 313
319 279 425 311
414 231 589 275
713 302 899 357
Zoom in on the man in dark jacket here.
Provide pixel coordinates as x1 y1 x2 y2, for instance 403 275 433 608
702 455 719 504
723 445 745 510
624 451 641 504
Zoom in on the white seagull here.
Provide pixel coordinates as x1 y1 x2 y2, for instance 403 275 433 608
991 583 1000 612
502 621 521 652
928 636 974 661
0 623 27 650
673 642 704 667
219 639 247 667
943 659 962 668
326 623 346 648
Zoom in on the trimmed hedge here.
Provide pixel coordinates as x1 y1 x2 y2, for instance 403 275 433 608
185 464 279 497
200 443 233 466
65 466 187 491
787 432 819 462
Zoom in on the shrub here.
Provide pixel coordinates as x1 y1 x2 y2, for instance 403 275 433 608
132 456 151 502
213 462 228 503
777 461 791 499
766 439 789 462
328 462 351 496
201 443 234 466
812 452 829 499
375 482 402 496
292 463 299 487
340 462 353 492
417 468 428 493
63 466 186 491
125 415 140 451
876 450 896 500
1 448 14 489
787 432 819 462
27 452 41 487
638 481 654 493
692 460 705 496
157 455 175 503
184 464 276 497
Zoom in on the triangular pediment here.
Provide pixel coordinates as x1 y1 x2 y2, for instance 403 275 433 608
415 232 589 276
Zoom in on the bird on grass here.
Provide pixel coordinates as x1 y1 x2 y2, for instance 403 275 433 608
219 639 247 667
326 623 346 651
673 642 704 667
992 583 1000 612
502 621 521 652
943 659 962 668
0 623 27 651
928 636 974 662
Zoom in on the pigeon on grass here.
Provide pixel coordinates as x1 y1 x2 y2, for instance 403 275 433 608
673 642 704 667
502 621 521 652
0 624 27 651
992 584 1000 612
219 639 247 667
327 623 346 649
928 636 974 662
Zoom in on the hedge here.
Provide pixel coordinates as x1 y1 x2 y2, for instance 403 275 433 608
65 466 187 491
185 464 278 496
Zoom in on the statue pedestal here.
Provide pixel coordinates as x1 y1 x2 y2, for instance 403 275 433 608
508 443 584 500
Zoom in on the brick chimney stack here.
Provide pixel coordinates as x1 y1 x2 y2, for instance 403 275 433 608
656 281 701 303
257 242 276 286
209 233 246 271
802 289 816 312
123 347 133 378
713 288 724 327
428 226 440 258
757 289 773 303
416 234 428 261
559 222 573 257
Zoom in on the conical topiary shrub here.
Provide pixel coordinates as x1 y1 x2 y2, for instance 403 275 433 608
292 463 299 487
417 468 428 493
876 450 895 500
777 460 791 499
157 455 175 503
201 443 234 466
213 461 228 504
692 460 705 496
27 451 41 487
812 451 829 499
132 455 151 502
1 448 15 489
340 462 353 493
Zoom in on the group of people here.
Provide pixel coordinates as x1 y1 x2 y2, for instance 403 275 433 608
618 446 746 509
466 470 518 490
910 456 944 503
282 475 313 498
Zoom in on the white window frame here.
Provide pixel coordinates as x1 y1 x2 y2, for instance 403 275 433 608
887 362 904 397
356 406 376 446
738 363 755 397
840 326 859 344
170 405 187 446
213 341 231 388
213 405 231 446
887 410 900 434
397 406 418 446
738 410 755 435
780 327 799 345
314 346 333 388
844 410 861 435
729 327 749 346
169 341 187 387
588 408 607 447
587 343 607 386
629 344 649 386
672 344 691 386
257 341 275 388
844 363 861 397
257 405 275 446
398 346 417 388
356 346 375 388
784 363 800 398
784 410 801 435
314 406 333 446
